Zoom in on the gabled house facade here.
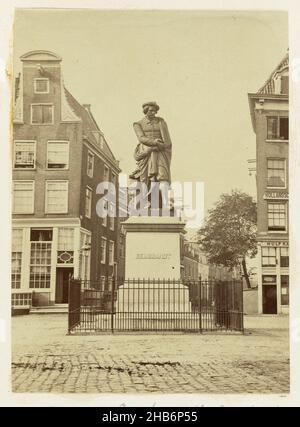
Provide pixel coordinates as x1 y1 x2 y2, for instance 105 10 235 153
248 52 289 314
12 50 121 310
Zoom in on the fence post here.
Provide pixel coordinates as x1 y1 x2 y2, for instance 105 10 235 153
240 279 245 334
199 277 202 333
67 275 72 335
111 276 115 333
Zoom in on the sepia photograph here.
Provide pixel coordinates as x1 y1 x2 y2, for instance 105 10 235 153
1 1 299 408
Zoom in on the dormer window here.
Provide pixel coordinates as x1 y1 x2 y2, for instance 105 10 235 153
34 78 49 94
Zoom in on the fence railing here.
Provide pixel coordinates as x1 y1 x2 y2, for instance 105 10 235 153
68 278 244 334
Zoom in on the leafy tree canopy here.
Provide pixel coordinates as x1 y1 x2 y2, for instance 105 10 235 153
198 190 257 269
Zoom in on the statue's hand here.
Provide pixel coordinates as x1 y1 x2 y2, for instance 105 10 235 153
154 138 163 144
156 141 165 150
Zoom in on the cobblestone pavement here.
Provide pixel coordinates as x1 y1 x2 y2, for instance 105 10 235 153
11 315 289 394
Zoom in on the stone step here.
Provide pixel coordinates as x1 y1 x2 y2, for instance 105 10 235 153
30 304 68 314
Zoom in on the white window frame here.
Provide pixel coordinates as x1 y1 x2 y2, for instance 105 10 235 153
13 140 36 170
46 141 69 170
31 103 54 125
87 151 94 178
45 180 69 214
100 237 107 264
108 240 115 266
266 158 287 190
266 115 289 142
267 202 288 233
261 247 277 267
85 186 93 219
13 180 35 214
34 78 50 94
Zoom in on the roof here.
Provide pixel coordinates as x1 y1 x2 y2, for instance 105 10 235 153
248 52 289 132
64 87 118 166
257 52 289 95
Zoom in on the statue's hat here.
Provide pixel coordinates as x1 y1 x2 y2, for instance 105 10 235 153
142 101 160 110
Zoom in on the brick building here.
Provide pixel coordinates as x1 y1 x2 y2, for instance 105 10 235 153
248 52 289 314
182 241 234 282
12 50 121 309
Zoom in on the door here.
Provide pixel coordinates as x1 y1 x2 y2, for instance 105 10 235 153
262 285 277 314
55 268 73 304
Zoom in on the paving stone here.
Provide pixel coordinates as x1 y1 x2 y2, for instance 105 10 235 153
11 314 289 394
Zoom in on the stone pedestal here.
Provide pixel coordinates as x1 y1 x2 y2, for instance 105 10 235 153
116 216 191 314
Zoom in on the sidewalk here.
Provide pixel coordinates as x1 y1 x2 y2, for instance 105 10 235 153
244 314 289 330
11 314 289 394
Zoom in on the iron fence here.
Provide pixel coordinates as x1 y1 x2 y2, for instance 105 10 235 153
68 278 244 334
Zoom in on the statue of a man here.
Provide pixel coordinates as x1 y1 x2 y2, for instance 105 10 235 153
130 102 172 188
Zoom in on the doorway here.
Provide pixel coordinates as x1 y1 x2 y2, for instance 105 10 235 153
262 285 277 314
55 267 73 304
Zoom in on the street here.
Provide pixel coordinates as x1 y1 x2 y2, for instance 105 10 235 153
11 314 289 394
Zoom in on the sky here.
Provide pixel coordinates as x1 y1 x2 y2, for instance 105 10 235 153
13 9 288 213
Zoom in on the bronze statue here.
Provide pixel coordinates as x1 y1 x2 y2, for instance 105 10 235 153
130 102 172 187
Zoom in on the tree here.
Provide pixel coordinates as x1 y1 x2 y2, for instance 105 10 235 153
198 190 257 288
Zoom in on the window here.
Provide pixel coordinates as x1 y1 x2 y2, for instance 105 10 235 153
102 199 108 227
261 247 276 267
30 229 53 241
280 247 289 267
100 237 107 264
109 203 115 231
267 117 277 140
281 76 289 95
13 181 34 214
267 159 286 188
281 275 289 305
12 293 32 308
57 228 74 264
34 78 49 94
107 277 113 292
58 228 74 250
29 242 52 288
267 116 289 140
45 181 68 213
103 165 109 182
268 203 287 232
85 187 92 218
12 229 23 289
99 276 106 292
14 141 36 169
47 141 69 169
87 151 94 178
119 234 125 258
280 118 289 140
108 240 114 266
31 104 53 124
